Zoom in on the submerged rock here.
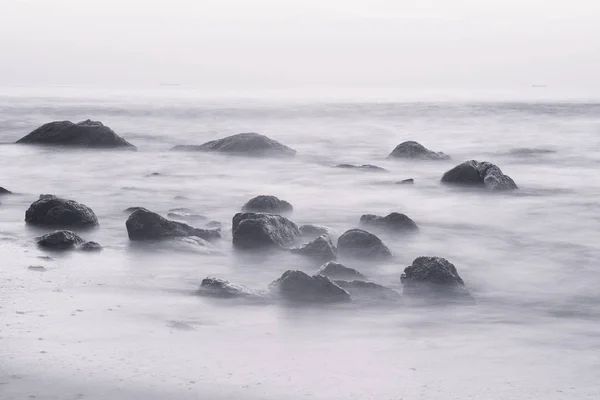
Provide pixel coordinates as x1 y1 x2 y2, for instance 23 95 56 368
316 261 365 280
335 164 387 172
197 277 264 299
25 195 98 228
299 224 336 240
334 280 401 303
242 195 293 214
360 212 419 233
126 208 220 241
441 160 518 190
337 229 392 260
36 230 84 250
171 132 296 157
397 178 414 185
269 270 351 303
291 235 337 262
232 212 300 249
0 187 12 194
16 120 135 148
388 141 450 160
401 256 473 302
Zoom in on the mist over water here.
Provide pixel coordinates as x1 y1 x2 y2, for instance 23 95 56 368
1 89 600 399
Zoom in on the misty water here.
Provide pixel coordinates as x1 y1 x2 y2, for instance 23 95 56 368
1 90 599 399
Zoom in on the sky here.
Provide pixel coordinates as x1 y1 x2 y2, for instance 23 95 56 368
1 0 599 93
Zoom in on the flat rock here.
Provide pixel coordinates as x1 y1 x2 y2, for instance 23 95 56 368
291 235 337 262
242 195 293 214
337 229 392 260
335 164 387 172
36 230 85 250
126 208 220 241
232 212 300 249
25 195 98 228
441 160 518 190
360 212 419 233
316 261 366 280
16 120 135 148
197 277 264 299
334 280 402 303
388 141 450 160
171 132 296 157
269 270 351 303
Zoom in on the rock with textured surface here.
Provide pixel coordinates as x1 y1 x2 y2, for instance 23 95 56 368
388 141 450 160
36 230 84 250
242 195 293 214
269 270 351 303
232 212 300 249
401 256 473 302
171 132 296 157
360 212 419 233
80 241 103 252
316 261 365 280
126 208 220 241
337 229 392 260
335 164 387 172
197 277 264 299
26 195 98 228
16 120 135 148
441 160 517 190
291 235 337 262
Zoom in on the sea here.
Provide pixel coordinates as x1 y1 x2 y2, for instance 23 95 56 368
1 86 599 400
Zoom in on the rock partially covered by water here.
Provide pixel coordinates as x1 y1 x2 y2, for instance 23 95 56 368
316 261 365 280
299 224 336 240
26 195 98 228
388 141 450 160
124 206 146 214
335 164 387 172
334 280 402 303
291 235 337 262
337 229 392 260
401 256 473 302
16 120 135 148
37 230 85 250
360 212 419 233
80 241 103 252
397 178 414 185
0 187 11 194
167 208 207 223
269 270 351 303
232 212 300 249
172 132 296 157
197 277 264 299
242 195 293 214
126 208 220 241
441 160 518 190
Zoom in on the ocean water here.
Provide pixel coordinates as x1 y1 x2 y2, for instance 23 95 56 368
1 89 600 399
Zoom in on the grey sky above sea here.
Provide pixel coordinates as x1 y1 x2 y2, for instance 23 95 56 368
1 0 599 94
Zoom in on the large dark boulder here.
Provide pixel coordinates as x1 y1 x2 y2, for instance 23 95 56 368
242 195 293 214
316 261 365 280
334 280 401 303
171 132 296 157
401 256 473 302
388 141 450 160
16 120 135 148
25 195 98 228
126 208 220 241
337 229 391 260
291 235 337 262
197 277 264 300
441 160 517 190
335 164 387 172
269 270 351 303
360 212 419 233
36 230 100 251
232 212 300 249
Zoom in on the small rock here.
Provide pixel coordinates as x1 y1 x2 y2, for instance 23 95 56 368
397 178 414 184
206 221 222 229
171 132 296 157
388 141 450 160
291 235 337 262
27 265 47 272
335 164 387 172
36 230 85 250
25 195 98 228
337 229 392 260
166 211 207 223
269 270 351 303
80 241 102 252
316 261 365 280
360 212 419 233
242 195 293 214
124 206 146 214
197 277 264 299
232 212 300 249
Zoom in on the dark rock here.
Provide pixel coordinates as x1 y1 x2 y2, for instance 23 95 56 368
36 230 85 250
0 187 12 194
441 160 518 190
291 235 337 262
25 195 98 228
171 132 296 157
335 164 387 172
126 208 220 241
334 280 401 303
16 120 135 148
232 212 300 249
124 206 146 214
401 256 473 302
316 261 365 280
197 277 263 299
388 141 450 160
360 212 419 233
269 270 351 303
337 229 392 260
242 195 293 214
80 241 102 252
397 178 414 185
148 172 161 177
299 224 336 240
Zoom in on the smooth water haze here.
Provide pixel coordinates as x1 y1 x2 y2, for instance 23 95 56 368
1 88 599 399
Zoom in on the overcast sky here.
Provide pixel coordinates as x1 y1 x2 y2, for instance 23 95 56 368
1 0 599 92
